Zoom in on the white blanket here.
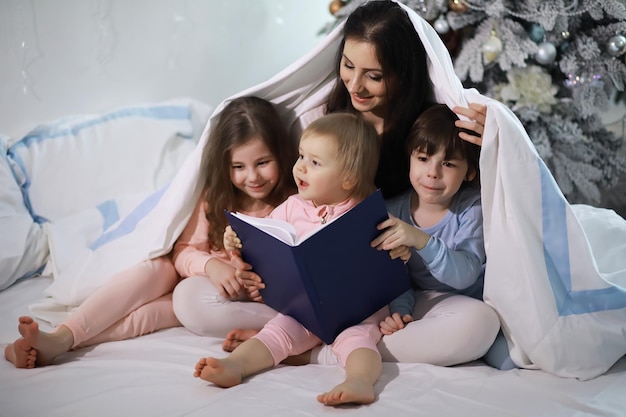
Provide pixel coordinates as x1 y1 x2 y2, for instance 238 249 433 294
32 1 626 380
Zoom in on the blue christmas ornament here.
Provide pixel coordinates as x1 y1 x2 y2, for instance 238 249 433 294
529 24 545 43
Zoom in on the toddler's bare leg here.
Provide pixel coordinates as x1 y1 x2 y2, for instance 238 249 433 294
195 338 274 388
317 348 380 406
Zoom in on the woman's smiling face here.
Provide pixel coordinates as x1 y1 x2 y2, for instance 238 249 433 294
339 39 387 118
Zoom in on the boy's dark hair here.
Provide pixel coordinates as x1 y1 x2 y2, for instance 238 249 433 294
407 104 481 187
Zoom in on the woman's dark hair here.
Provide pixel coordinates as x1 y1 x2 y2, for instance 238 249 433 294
326 0 434 198
408 104 481 188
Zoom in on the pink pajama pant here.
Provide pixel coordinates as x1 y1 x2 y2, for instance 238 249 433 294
61 256 181 349
253 307 387 367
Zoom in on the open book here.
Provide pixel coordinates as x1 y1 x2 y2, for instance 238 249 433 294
225 190 410 344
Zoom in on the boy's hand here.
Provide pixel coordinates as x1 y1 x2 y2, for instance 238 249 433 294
389 245 411 262
379 312 414 336
371 215 429 252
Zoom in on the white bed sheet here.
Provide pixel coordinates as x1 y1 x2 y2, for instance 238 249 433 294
1 277 625 417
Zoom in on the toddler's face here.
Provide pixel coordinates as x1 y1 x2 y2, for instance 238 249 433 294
292 133 350 206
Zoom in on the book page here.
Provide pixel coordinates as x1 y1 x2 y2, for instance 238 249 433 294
229 212 298 245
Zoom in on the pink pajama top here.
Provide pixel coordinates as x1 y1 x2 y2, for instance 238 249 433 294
268 194 357 238
172 197 274 278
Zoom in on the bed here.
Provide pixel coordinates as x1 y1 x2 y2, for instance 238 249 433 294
1 276 625 417
2 3 626 416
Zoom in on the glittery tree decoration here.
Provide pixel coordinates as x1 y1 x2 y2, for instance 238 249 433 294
326 0 626 205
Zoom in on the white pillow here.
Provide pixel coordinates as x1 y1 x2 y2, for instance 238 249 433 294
0 137 48 290
7 98 212 223
1 98 211 293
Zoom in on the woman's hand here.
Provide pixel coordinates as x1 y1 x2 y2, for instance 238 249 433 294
379 312 414 335
453 103 486 146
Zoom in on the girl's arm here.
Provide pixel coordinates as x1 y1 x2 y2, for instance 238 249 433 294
172 199 244 299
171 199 215 277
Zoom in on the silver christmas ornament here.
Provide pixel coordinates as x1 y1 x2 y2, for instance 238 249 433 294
434 15 450 35
606 34 626 57
535 41 557 65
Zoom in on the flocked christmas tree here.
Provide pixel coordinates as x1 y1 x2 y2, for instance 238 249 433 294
325 0 626 204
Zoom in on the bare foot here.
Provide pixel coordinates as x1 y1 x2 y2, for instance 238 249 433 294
222 328 259 352
317 378 376 406
18 316 73 366
194 357 243 388
4 338 37 368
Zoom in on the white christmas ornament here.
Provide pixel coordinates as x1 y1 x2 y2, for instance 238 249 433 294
482 32 503 64
434 15 450 34
606 34 626 57
535 41 557 65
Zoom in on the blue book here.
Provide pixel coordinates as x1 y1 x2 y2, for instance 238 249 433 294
225 190 410 344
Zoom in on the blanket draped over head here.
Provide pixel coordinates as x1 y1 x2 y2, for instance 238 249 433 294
33 1 626 380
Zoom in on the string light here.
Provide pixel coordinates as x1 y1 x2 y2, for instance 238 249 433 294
460 0 593 20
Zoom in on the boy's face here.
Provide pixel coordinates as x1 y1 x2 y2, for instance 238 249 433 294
409 147 474 210
292 133 352 206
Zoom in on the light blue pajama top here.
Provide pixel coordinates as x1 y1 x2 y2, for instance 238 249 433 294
386 186 485 317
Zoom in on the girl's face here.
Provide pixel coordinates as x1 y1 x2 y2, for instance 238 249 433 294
409 147 474 210
340 39 387 118
230 135 280 201
292 134 352 206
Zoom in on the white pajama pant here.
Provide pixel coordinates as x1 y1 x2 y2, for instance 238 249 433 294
311 290 500 367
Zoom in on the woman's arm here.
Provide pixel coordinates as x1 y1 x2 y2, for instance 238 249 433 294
452 103 487 146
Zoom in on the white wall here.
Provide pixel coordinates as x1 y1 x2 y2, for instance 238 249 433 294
0 0 333 140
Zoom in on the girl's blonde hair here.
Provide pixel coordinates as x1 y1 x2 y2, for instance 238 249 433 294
200 96 296 250
301 112 381 201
